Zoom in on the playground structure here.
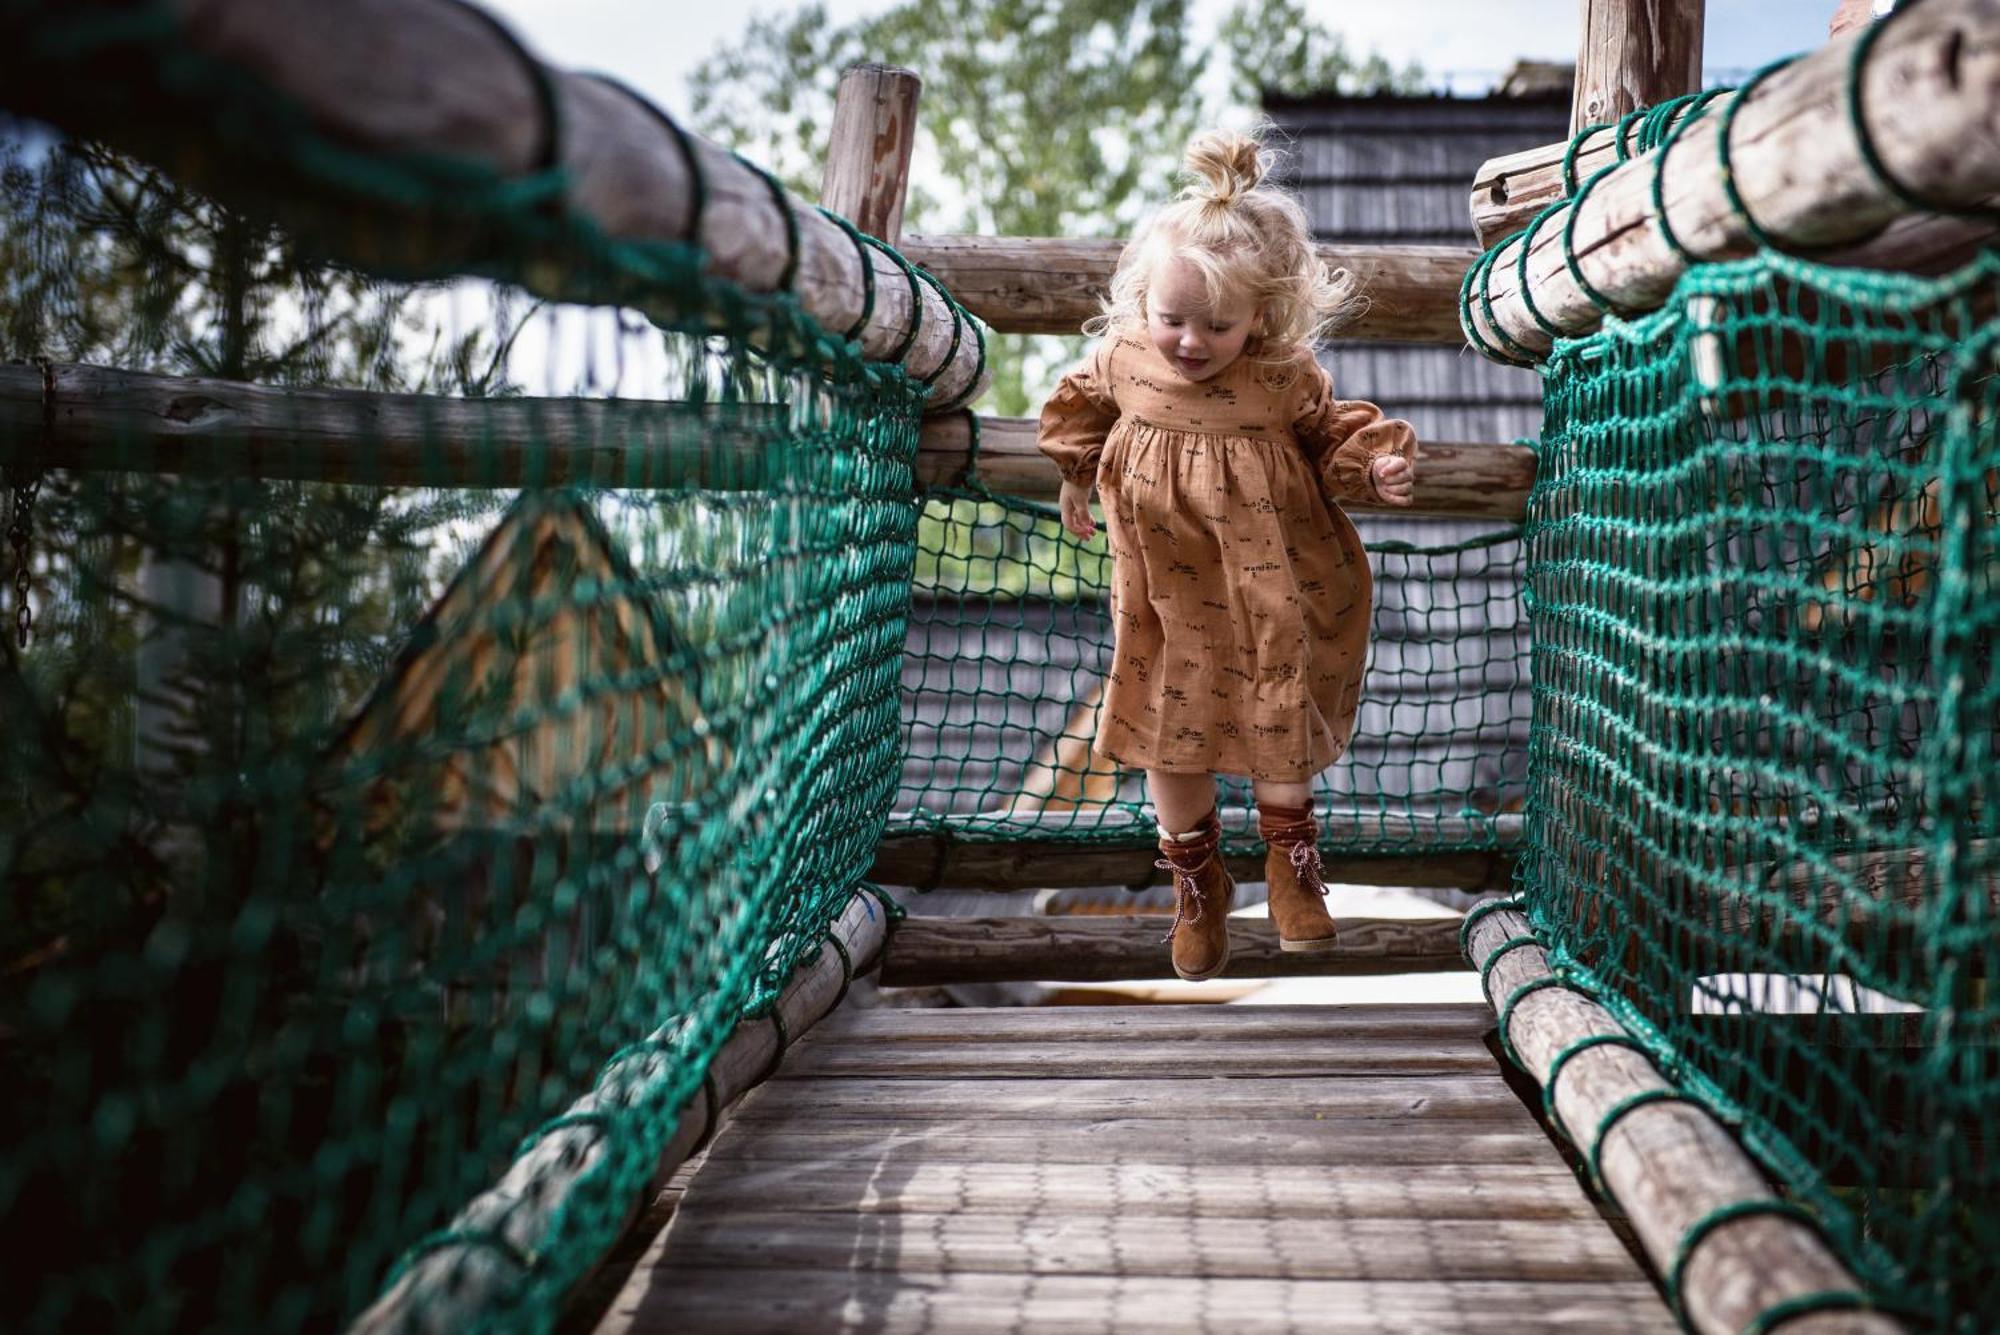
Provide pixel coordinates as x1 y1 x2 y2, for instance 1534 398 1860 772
0 0 1996 1331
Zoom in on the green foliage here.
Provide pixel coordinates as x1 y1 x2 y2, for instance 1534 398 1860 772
689 0 1424 418
1218 0 1428 104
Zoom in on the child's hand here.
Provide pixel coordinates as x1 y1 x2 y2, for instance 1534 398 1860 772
1059 479 1098 540
1371 454 1415 507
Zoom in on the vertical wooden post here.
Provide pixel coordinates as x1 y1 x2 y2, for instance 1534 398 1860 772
819 63 922 244
1570 0 1706 134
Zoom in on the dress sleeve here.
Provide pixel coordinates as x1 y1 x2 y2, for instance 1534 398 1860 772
1037 340 1120 487
1292 357 1418 507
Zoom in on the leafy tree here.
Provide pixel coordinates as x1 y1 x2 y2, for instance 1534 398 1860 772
1220 0 1428 105
691 0 1424 417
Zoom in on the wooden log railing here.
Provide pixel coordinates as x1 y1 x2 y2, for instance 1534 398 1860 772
879 915 1467 986
0 362 1540 520
871 812 1523 893
1460 0 2000 360
0 0 987 412
352 886 892 1332
1464 903 1907 1335
901 236 1479 343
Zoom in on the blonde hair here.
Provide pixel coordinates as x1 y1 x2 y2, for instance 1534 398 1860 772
1084 128 1364 372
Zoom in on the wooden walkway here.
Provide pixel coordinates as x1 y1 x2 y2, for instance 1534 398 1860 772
596 1004 1678 1334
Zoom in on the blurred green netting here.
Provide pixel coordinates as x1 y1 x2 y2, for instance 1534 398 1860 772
0 1 932 1326
1512 246 2000 1328
899 482 1530 860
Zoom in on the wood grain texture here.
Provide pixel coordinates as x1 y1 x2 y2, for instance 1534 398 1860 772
352 890 889 1333
670 1160 1600 1221
915 413 1537 518
898 235 1479 343
820 64 921 244
601 1270 1681 1334
6 0 988 411
1462 0 2000 355
1465 908 1905 1335
1570 0 1705 134
593 1000 1676 1334
876 915 1467 985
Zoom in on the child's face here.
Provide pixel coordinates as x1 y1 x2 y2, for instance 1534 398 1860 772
1145 255 1259 382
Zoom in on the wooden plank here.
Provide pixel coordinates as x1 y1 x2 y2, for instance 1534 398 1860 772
819 64 920 245
600 1270 1682 1334
878 915 1468 985
1570 0 1705 134
654 1210 1647 1284
728 1075 1527 1123
915 413 1537 518
774 1035 1499 1079
0 0 986 410
1466 908 1906 1335
353 889 890 1332
696 1120 1557 1168
1462 0 2000 356
673 1160 1602 1222
810 1002 1499 1044
898 236 1479 343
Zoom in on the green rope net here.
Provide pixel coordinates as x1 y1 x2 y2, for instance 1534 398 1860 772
0 3 949 1329
899 482 1528 865
1500 232 1996 1328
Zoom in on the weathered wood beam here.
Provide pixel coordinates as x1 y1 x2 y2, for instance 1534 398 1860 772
878 914 1468 985
820 64 921 245
1571 0 1705 135
915 414 1537 519
1472 99 1705 248
872 813 1522 892
1462 0 2000 358
349 887 890 1334
1 363 1537 518
0 0 985 411
899 236 1479 343
1465 905 1905 1335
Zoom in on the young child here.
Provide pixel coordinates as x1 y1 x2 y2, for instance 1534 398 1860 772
1037 128 1416 982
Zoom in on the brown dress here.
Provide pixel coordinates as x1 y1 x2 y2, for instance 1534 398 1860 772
1037 328 1417 783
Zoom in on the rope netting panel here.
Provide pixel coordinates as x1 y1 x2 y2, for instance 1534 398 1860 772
0 6 948 1329
895 480 1530 863
1512 245 1999 1328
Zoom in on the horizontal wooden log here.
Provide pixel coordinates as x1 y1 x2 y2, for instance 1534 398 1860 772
1 363 1535 518
877 914 1467 985
916 413 1537 520
872 811 1522 891
0 0 985 410
1471 100 1705 248
1465 907 1904 1335
351 886 890 1334
1462 0 2000 359
899 235 1479 343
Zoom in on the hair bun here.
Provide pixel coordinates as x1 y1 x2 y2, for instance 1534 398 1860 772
1181 131 1268 209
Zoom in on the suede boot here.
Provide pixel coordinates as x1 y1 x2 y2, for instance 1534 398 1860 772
1257 801 1339 951
1154 808 1234 981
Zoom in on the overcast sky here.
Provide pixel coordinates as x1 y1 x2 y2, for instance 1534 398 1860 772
482 0 1859 120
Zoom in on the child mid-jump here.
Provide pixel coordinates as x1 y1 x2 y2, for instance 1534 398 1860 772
1037 128 1416 982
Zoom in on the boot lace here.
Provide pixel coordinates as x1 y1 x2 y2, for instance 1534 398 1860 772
1286 838 1328 898
1154 851 1211 943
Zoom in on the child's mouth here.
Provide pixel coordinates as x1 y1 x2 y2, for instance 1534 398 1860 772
1175 355 1208 373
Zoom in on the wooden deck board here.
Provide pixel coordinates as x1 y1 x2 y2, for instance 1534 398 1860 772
594 1004 1675 1333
